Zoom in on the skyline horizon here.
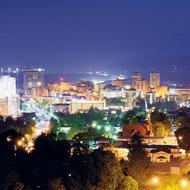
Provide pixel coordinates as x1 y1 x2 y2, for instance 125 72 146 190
0 0 190 80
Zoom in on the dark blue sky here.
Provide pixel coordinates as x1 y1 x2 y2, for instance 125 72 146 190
0 0 190 81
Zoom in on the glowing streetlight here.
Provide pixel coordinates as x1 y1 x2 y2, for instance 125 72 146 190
180 179 189 188
105 125 111 132
151 176 160 186
6 137 12 142
17 140 23 147
97 125 102 130
178 136 183 141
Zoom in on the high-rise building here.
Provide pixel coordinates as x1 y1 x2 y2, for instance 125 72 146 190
132 72 142 89
0 76 16 98
0 76 20 117
135 79 149 94
150 72 160 88
23 68 44 98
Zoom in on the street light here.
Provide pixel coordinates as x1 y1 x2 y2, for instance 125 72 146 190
151 176 160 186
17 140 23 147
178 136 183 141
180 179 189 188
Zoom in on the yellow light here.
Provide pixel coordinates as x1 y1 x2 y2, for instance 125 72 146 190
178 136 183 140
180 179 188 188
151 177 160 185
21 137 25 141
17 140 23 147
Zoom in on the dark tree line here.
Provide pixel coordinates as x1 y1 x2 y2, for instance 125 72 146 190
0 129 139 190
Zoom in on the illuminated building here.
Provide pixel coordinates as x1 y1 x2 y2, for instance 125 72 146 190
150 72 160 88
94 83 105 99
112 79 126 87
23 68 44 98
131 72 142 89
70 100 106 113
169 88 190 100
135 79 149 94
7 95 20 117
51 103 70 113
0 98 8 116
0 76 20 117
48 81 70 95
48 83 59 92
155 86 168 98
146 92 155 105
59 81 70 91
125 89 137 110
100 88 136 110
0 75 16 97
101 88 127 99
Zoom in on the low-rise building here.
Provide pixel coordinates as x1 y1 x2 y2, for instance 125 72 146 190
70 100 106 113
112 143 183 163
51 103 70 113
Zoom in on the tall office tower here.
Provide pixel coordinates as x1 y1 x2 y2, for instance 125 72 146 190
23 68 44 98
131 72 142 89
136 79 149 94
0 76 20 117
150 72 160 88
0 76 16 97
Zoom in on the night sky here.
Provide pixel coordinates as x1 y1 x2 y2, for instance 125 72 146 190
0 0 190 82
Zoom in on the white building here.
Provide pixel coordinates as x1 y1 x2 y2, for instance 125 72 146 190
101 88 137 110
23 68 44 98
125 89 137 110
101 88 135 99
0 76 20 117
70 100 106 113
0 76 16 98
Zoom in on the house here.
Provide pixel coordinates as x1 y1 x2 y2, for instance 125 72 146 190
150 149 171 163
112 142 183 163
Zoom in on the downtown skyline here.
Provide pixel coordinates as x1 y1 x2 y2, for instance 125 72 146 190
0 0 190 84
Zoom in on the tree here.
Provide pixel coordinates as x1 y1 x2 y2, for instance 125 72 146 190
150 111 168 123
175 112 190 128
152 101 178 112
152 121 170 137
122 111 138 125
127 134 151 188
150 111 172 137
106 98 126 107
90 149 124 190
175 127 190 151
116 176 138 190
73 127 102 146
0 173 25 190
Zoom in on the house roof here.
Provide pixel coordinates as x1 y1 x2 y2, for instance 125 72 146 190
114 143 179 150
122 123 151 138
150 148 171 154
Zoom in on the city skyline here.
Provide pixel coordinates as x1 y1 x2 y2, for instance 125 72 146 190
0 1 190 83
1 1 190 189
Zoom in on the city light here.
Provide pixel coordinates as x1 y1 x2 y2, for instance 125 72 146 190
1 2 190 190
17 140 23 147
6 137 12 142
178 136 183 141
150 176 160 186
180 179 189 189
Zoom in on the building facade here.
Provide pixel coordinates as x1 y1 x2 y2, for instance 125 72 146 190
23 68 44 98
150 72 160 88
